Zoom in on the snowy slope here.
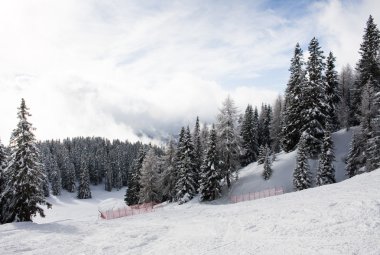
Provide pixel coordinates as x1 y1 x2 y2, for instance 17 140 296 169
229 128 355 197
1 168 380 254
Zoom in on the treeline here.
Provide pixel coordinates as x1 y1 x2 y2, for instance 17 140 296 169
38 138 163 198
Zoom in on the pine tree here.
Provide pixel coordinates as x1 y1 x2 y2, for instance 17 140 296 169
282 43 307 152
270 95 283 153
352 15 380 124
316 130 336 186
346 132 366 178
240 105 258 166
338 64 355 130
192 116 202 188
0 140 8 195
257 145 266 165
325 52 341 132
175 127 197 203
64 160 76 193
199 125 221 201
125 146 146 205
160 139 178 202
365 90 380 172
258 104 272 148
302 37 327 157
77 155 91 199
50 156 62 196
104 157 113 192
293 134 311 191
0 99 51 223
200 124 209 152
216 96 240 188
138 148 159 203
262 149 272 180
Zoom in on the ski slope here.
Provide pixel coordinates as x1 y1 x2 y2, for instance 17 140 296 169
1 170 379 254
1 128 380 255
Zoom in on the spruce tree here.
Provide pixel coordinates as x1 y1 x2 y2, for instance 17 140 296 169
258 104 272 148
240 105 258 166
338 64 355 130
352 15 380 124
293 134 311 191
200 124 209 152
282 43 307 152
262 149 272 180
316 130 336 186
270 95 283 153
64 160 76 193
104 157 113 192
0 99 51 223
216 96 240 188
125 146 146 205
257 145 266 165
50 156 62 196
0 140 8 195
325 52 341 131
175 127 197 203
199 125 221 201
77 155 91 199
160 139 178 202
138 148 159 203
302 37 327 157
346 132 366 178
192 116 202 188
365 90 380 171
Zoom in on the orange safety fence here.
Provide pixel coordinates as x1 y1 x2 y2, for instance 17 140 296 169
99 202 157 220
230 187 284 203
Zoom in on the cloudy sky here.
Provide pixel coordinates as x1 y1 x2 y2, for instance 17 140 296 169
0 0 379 144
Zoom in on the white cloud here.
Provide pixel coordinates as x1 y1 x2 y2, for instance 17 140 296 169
0 0 378 143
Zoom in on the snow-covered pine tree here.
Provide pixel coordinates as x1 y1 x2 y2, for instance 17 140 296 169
160 139 177 202
104 156 113 192
175 127 197 204
125 146 146 205
270 95 283 153
302 37 327 157
50 156 62 196
316 130 336 186
138 148 159 203
257 145 266 165
358 76 379 172
325 52 341 132
0 99 51 223
338 64 355 130
345 132 366 177
262 149 272 180
192 116 202 188
199 125 221 201
64 160 76 193
200 124 209 152
240 104 258 166
77 155 91 199
258 104 272 148
0 140 8 195
216 96 240 188
282 43 307 152
352 15 380 125
365 89 380 172
293 134 311 191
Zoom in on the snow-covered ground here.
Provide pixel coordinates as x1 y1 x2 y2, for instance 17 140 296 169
229 127 354 197
1 128 379 255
